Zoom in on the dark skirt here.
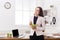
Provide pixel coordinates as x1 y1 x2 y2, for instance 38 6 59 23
30 31 44 40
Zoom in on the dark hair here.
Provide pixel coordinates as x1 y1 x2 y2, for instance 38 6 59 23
37 7 44 17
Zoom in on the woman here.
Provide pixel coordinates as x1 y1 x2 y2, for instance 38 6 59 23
29 7 45 40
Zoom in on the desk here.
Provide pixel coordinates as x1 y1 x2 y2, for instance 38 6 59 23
0 37 60 40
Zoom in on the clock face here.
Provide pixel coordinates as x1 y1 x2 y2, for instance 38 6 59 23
4 2 11 9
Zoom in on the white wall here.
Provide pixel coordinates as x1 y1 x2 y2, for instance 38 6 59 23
43 0 60 34
0 0 15 31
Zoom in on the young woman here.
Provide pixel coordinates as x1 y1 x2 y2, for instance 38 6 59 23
29 7 45 40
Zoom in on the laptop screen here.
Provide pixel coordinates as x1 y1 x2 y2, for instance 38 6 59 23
12 29 19 37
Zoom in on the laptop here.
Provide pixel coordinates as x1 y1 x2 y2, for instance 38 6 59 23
12 29 19 38
12 29 25 38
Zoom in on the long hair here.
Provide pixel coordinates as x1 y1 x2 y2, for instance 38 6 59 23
37 7 44 17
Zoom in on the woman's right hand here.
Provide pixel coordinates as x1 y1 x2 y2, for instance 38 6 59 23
29 22 36 30
31 24 37 30
29 22 32 25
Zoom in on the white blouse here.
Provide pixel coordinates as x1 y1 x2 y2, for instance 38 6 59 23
30 16 45 36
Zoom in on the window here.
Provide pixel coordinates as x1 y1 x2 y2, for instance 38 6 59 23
15 0 43 25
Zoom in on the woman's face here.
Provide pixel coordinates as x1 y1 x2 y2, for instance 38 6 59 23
35 8 40 16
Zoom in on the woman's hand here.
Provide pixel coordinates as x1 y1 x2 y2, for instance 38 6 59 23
31 24 37 30
31 26 36 29
29 22 37 30
29 22 32 25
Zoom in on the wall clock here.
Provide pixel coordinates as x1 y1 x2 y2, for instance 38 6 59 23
4 2 11 9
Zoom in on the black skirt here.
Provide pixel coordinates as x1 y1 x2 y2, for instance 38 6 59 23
30 31 44 40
